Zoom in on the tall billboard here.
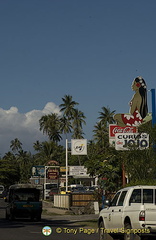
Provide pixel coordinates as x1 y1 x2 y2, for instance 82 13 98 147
115 133 149 150
109 124 137 146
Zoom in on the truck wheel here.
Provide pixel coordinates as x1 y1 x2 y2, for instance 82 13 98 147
36 214 41 221
99 221 109 240
30 215 34 221
124 223 134 240
10 213 15 221
5 211 9 220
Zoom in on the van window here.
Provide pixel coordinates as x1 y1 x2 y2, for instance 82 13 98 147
143 189 153 203
129 189 141 204
117 191 127 206
111 192 120 206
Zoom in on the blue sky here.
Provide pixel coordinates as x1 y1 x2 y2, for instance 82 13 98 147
0 0 156 155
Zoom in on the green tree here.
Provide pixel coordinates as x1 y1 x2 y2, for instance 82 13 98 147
85 142 122 192
60 116 72 137
59 94 79 120
0 152 20 186
16 150 33 183
93 121 108 148
93 106 116 148
123 147 156 184
33 141 65 166
33 140 42 151
72 109 86 139
10 138 22 153
39 113 62 143
98 106 115 127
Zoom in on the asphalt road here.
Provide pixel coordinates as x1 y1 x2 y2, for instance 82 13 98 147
0 199 99 240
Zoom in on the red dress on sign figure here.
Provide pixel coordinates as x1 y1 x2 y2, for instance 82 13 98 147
114 76 148 127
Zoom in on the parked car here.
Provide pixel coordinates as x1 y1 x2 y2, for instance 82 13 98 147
59 187 71 194
49 188 59 200
85 186 96 192
71 186 86 193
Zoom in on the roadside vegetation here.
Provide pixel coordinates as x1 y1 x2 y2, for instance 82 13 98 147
0 94 156 192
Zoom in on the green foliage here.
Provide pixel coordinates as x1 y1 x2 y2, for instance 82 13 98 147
39 113 62 143
33 141 65 166
1 100 156 191
85 143 122 192
39 95 86 140
16 150 33 183
0 152 20 186
125 179 156 187
122 148 156 182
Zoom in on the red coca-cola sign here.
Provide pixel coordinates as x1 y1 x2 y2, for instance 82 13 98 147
109 124 137 138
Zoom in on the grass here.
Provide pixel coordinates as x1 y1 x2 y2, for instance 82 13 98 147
75 219 98 228
42 209 62 215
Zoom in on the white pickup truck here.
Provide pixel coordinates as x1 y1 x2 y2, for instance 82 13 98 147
98 185 156 240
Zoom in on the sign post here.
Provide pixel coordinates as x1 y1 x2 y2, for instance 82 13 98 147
65 139 87 193
65 139 68 192
151 89 156 127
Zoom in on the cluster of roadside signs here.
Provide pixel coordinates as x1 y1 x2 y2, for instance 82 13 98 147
32 166 59 179
32 165 89 178
109 124 149 150
31 139 88 179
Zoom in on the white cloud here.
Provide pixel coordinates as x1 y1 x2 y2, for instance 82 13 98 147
0 102 61 156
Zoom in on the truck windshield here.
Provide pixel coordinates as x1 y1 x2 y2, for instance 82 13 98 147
12 188 40 202
0 186 4 192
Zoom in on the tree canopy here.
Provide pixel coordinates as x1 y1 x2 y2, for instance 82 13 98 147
0 96 155 192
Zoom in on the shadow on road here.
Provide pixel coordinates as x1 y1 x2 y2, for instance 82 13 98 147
0 217 90 229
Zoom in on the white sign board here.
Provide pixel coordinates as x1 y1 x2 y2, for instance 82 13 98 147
71 139 87 155
69 166 88 176
115 133 149 150
109 124 137 147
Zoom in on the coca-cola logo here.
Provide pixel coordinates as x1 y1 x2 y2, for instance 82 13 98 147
109 125 136 137
113 127 135 134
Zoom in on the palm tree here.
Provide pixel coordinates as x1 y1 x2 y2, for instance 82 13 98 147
39 115 50 136
59 95 79 120
0 152 20 186
93 121 108 147
98 106 115 127
16 150 32 183
60 116 72 137
33 140 42 152
10 138 22 153
72 109 86 139
39 113 62 143
33 141 65 165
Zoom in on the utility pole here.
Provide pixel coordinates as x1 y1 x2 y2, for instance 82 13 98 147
151 89 156 127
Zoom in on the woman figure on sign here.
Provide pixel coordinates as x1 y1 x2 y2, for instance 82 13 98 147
114 76 148 127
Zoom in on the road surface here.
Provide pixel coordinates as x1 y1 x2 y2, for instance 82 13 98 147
0 199 99 240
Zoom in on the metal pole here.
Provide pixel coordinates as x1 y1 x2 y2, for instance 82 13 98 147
65 139 68 193
151 89 156 127
44 166 47 200
122 163 126 187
